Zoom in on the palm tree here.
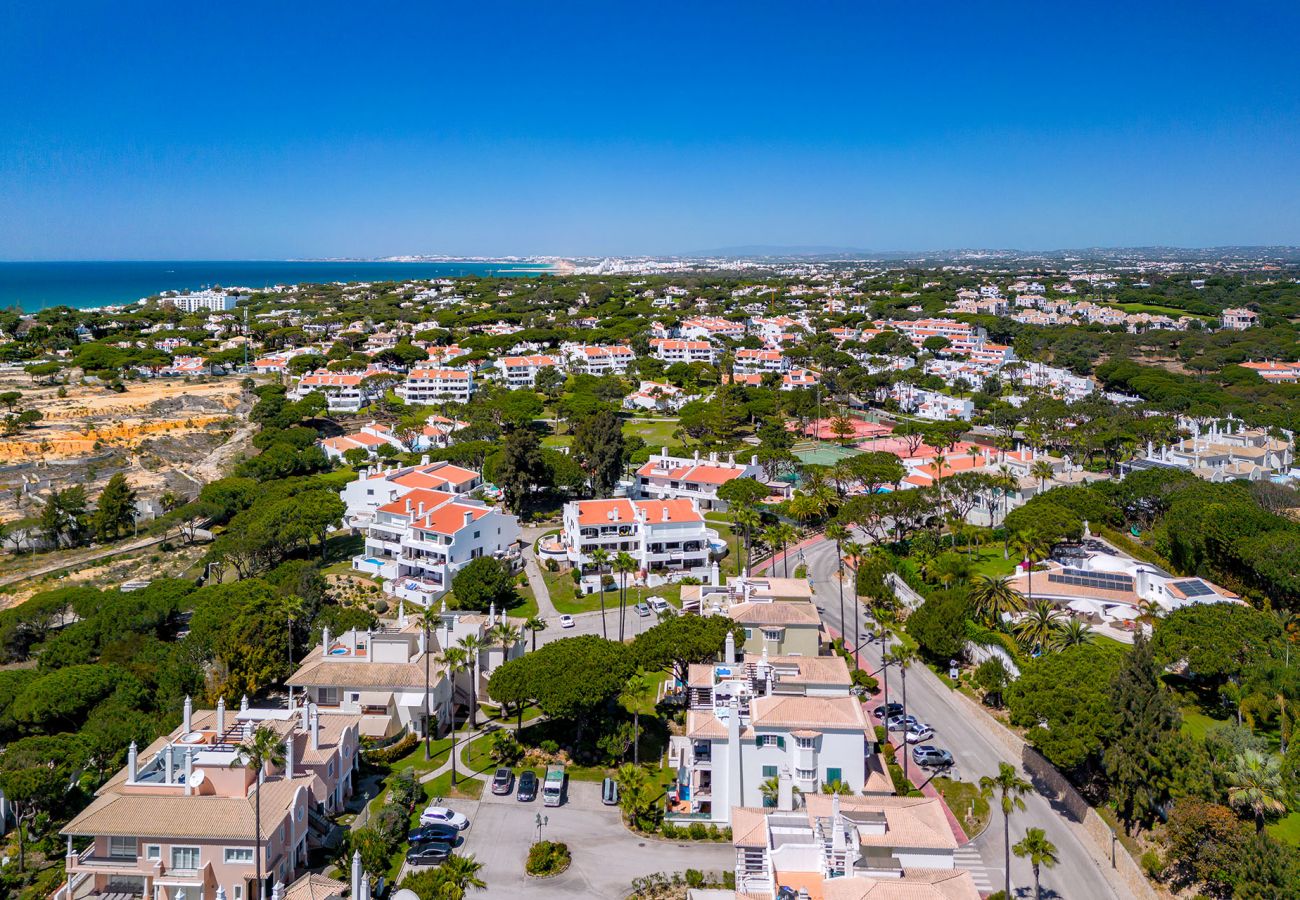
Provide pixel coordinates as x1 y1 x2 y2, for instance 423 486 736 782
1015 599 1064 655
1013 827 1059 900
620 670 655 765
1227 749 1287 832
613 551 637 641
488 621 521 670
980 762 1033 900
788 490 823 527
457 634 486 729
773 522 801 577
876 617 897 712
889 645 920 785
229 725 286 900
436 646 470 785
425 853 486 897
825 523 850 654
1135 598 1163 629
820 779 851 795
1030 459 1055 493
758 776 801 808
413 610 437 759
995 464 1017 532
523 615 546 652
1051 618 1094 650
969 574 1025 629
733 505 761 576
842 539 866 666
1011 529 1052 602
616 763 653 825
589 547 611 639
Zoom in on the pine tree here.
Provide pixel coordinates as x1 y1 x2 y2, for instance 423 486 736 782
1105 630 1181 834
93 474 137 541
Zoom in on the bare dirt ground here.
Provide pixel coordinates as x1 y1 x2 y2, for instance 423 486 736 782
0 535 210 608
0 374 255 522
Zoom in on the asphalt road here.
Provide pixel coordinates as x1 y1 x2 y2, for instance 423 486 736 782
800 536 1121 900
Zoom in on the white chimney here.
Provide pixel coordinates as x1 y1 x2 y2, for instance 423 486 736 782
421 454 430 465
127 741 138 782
165 745 175 783
351 849 363 898
322 626 331 657
310 704 320 751
300 699 311 731
285 733 295 779
405 498 412 512
240 694 250 713
724 630 736 665
216 888 227 900
184 748 194 795
271 882 284 900
464 510 474 526
182 695 192 734
216 696 226 735
417 501 425 518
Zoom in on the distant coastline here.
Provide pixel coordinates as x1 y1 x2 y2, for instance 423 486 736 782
0 259 557 312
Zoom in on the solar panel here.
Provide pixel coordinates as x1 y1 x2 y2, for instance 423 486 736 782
1173 580 1216 597
1048 570 1135 592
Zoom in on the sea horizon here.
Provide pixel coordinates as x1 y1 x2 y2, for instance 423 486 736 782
0 259 553 312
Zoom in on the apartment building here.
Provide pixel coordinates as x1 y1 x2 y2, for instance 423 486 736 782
167 290 247 313
352 487 521 607
495 354 559 388
1221 307 1260 330
558 497 720 574
623 380 686 413
666 632 879 824
289 369 384 413
633 449 766 510
341 460 483 529
733 349 788 375
728 796 977 899
59 697 360 900
564 344 635 375
395 367 474 404
651 339 716 365
318 422 403 461
289 608 523 741
679 316 745 342
1124 418 1294 482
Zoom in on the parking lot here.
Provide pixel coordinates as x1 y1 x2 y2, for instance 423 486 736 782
438 779 734 899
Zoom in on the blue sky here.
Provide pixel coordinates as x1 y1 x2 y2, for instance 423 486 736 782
2 1 1298 258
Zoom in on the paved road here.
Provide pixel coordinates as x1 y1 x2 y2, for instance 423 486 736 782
799 536 1121 900
451 781 733 898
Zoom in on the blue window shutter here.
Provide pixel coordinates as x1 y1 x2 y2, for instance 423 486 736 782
777 736 786 750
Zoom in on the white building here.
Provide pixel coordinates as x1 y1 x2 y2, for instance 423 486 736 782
496 354 559 388
633 449 766 510
733 349 788 375
564 345 636 375
651 339 716 365
353 487 521 607
167 290 246 313
558 497 721 574
1221 307 1259 330
341 460 483 529
667 632 879 824
289 369 382 413
395 367 474 404
623 380 687 413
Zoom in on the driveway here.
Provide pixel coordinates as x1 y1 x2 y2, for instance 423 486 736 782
459 784 733 898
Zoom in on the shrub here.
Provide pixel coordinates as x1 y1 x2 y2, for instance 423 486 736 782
688 822 708 840
685 869 705 888
526 840 571 876
660 821 678 839
539 739 559 755
1140 849 1164 878
545 558 558 572
851 669 878 692
364 731 418 763
373 599 389 615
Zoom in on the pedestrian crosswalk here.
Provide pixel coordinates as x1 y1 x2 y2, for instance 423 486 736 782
954 846 998 894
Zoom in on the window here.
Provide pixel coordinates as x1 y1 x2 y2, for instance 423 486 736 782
349 692 361 704
826 767 843 784
762 629 783 642
762 765 778 778
756 735 785 749
795 768 816 780
795 736 815 750
233 887 243 900
145 845 161 861
170 846 200 871
319 687 340 706
108 836 137 860
224 848 254 864
744 629 753 639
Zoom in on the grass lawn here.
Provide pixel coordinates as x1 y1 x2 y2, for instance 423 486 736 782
621 417 682 448
1181 709 1228 742
1268 811 1300 846
362 736 456 819
541 434 572 449
933 777 990 839
1101 300 1214 320
967 546 1018 579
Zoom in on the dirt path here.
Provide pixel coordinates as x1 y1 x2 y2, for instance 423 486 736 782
0 533 170 590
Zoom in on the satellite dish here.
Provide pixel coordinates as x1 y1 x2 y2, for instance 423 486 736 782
392 890 420 900
188 769 206 788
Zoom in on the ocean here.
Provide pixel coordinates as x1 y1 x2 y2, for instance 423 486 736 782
0 260 551 312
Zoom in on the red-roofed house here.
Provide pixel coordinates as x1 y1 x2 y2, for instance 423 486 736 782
559 497 720 574
340 460 484 529
395 368 474 403
634 449 767 510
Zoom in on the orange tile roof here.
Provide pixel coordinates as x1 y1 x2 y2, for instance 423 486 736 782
376 488 455 516
416 503 491 536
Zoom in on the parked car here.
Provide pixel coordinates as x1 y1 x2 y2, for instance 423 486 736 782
647 596 670 614
558 614 575 629
911 746 954 768
601 776 619 806
872 702 903 721
491 768 515 795
904 722 935 744
418 806 470 830
517 770 538 802
886 714 920 732
406 841 453 866
407 823 460 845
634 602 651 617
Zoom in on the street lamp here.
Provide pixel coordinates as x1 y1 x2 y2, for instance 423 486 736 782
534 813 549 844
